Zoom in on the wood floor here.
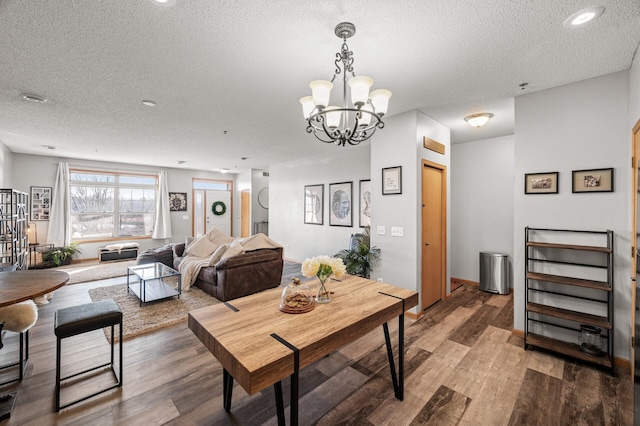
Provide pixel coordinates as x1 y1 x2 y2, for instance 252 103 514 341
0 263 633 425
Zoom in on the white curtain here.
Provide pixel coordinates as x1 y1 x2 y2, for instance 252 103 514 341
46 162 70 247
152 170 172 239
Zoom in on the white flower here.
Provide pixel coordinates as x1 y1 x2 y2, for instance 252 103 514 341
301 255 346 279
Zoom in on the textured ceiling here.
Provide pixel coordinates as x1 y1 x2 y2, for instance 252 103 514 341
0 0 639 173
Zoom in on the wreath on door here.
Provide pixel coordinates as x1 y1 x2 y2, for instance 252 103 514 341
212 201 226 216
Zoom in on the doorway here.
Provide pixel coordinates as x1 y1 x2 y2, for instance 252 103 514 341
241 190 250 237
192 179 233 237
421 159 447 310
632 118 640 380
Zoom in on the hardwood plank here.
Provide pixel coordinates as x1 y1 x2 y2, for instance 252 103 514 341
527 302 611 329
486 293 511 308
367 339 470 426
527 241 611 253
526 333 612 368
409 385 471 426
448 304 501 347
412 306 478 352
526 272 611 291
507 368 563 426
527 350 565 380
560 362 606 424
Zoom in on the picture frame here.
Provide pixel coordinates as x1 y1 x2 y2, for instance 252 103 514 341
169 192 188 211
30 186 51 220
304 184 324 225
572 167 614 193
524 172 559 194
329 181 353 227
382 166 402 195
359 179 371 228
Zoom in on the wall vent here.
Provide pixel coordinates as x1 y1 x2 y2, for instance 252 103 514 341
263 171 269 177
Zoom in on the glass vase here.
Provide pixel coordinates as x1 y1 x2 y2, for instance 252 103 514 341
315 276 331 304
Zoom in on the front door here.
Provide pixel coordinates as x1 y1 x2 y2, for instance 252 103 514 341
206 190 231 235
421 160 446 310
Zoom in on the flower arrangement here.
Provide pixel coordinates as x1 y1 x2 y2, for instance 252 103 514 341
301 255 346 303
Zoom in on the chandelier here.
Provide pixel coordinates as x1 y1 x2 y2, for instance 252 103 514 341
300 22 392 147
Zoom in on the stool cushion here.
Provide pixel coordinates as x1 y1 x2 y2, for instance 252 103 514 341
0 300 38 332
55 299 122 339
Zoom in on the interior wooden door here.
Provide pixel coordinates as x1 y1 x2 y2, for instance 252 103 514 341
633 118 640 380
241 190 250 237
205 190 231 235
421 160 447 310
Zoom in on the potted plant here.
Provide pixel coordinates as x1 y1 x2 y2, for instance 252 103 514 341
43 242 81 266
335 226 380 279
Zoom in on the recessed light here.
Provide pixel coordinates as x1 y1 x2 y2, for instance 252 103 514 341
241 157 248 160
141 100 157 107
21 93 47 103
464 113 493 128
177 160 186 164
42 145 56 150
564 6 604 27
150 0 176 6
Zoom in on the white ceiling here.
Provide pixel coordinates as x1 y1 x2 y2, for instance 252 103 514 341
1 1 639 173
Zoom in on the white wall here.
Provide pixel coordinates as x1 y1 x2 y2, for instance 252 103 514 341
371 110 451 312
270 144 371 262
451 135 515 283
12 153 233 259
0 141 13 188
514 71 631 360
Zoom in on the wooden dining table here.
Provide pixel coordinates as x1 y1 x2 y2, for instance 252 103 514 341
0 270 70 308
189 275 418 425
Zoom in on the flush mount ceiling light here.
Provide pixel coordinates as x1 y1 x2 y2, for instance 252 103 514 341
220 168 229 174
20 93 47 103
150 0 176 6
300 22 392 147
564 6 605 27
141 100 157 107
464 113 493 128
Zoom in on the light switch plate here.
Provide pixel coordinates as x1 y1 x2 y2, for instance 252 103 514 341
391 226 404 237
377 225 386 235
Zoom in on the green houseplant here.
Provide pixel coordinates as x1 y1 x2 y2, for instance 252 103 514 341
43 242 81 266
335 226 380 279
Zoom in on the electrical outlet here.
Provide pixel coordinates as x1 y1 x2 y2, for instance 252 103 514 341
377 278 383 283
391 226 404 237
377 225 386 235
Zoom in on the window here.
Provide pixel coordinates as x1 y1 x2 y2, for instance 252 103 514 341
69 170 157 241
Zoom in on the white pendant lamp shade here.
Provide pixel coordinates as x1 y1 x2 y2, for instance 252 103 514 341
348 76 373 107
325 106 342 128
300 96 315 119
310 80 333 109
358 104 373 127
370 89 392 116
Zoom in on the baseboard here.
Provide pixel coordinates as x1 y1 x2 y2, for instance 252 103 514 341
451 277 479 287
405 311 423 320
512 328 524 338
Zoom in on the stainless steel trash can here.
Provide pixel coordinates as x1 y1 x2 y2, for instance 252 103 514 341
479 252 509 295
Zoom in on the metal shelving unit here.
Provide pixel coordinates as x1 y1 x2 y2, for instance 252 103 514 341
0 189 29 270
524 227 614 373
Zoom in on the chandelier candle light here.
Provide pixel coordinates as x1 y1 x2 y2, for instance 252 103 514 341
300 22 392 146
301 255 346 304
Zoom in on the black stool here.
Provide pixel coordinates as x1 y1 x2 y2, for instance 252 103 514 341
54 299 123 411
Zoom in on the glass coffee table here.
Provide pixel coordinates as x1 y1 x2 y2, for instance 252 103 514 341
126 262 182 307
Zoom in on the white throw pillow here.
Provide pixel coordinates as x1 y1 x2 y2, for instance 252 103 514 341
208 243 229 266
185 236 218 258
205 228 236 247
219 240 244 261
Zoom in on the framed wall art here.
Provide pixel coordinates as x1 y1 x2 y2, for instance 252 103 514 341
382 166 402 195
304 184 324 225
329 181 352 227
572 167 614 193
524 172 559 194
359 179 371 227
169 192 188 211
30 186 51 220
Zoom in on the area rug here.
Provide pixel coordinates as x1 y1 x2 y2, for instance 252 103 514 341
88 282 219 342
57 260 137 285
